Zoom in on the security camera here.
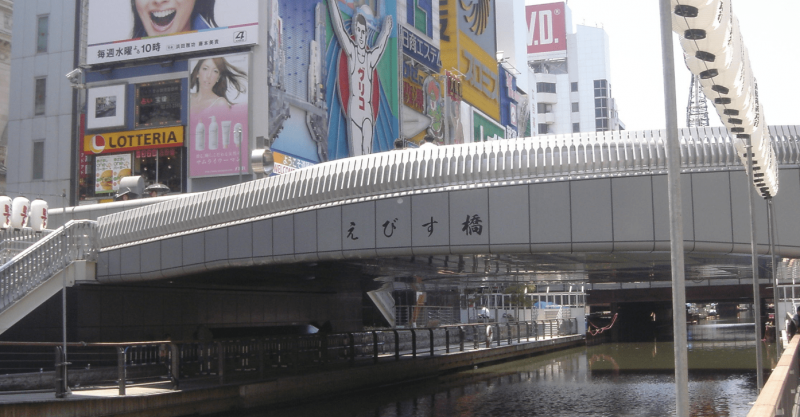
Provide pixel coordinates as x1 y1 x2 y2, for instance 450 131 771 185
65 68 83 84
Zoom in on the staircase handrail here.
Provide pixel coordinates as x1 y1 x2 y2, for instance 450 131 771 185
0 220 99 314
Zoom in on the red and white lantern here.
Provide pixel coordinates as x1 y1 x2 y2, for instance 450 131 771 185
29 199 48 232
10 197 30 229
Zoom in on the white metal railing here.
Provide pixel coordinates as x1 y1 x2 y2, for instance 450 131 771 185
0 220 99 314
97 126 800 249
0 228 54 264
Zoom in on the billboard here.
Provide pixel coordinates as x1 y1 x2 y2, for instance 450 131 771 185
94 153 132 195
525 2 567 55
267 0 399 163
440 0 500 121
84 126 185 154
188 52 250 178
272 151 316 175
135 80 183 128
86 0 259 65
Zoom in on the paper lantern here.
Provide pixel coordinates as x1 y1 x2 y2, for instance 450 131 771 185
0 196 11 229
29 199 48 232
676 0 732 56
10 197 30 229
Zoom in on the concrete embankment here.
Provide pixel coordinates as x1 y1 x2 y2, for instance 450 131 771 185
0 335 583 417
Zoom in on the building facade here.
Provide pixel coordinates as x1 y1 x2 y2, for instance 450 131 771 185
8 0 72 205
0 0 13 194
525 1 624 135
7 1 622 206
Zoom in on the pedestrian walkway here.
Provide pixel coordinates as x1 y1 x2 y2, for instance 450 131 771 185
0 334 583 417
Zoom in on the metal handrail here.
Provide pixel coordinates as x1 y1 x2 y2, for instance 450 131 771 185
0 228 53 264
95 126 799 249
0 319 581 394
0 220 99 314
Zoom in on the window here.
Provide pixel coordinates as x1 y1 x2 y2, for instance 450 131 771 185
34 78 46 115
529 59 568 75
133 148 184 194
571 82 578 92
594 79 608 98
594 81 610 132
36 16 48 53
32 141 44 180
537 103 553 114
571 102 579 112
573 123 580 133
538 124 549 135
536 82 556 94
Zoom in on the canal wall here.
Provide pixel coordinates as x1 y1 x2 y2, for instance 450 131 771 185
0 335 583 417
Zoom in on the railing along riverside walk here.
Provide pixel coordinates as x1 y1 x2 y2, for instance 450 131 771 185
98 126 800 250
0 319 578 395
747 334 800 417
0 220 98 315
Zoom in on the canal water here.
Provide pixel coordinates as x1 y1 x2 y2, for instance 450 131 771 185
222 318 775 417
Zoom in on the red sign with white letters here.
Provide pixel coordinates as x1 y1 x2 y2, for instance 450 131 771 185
526 2 567 55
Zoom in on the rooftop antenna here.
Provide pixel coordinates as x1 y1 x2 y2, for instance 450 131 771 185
686 74 710 128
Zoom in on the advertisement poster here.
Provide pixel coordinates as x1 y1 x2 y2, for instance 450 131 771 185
188 52 250 178
268 0 399 165
87 0 259 65
440 0 500 122
272 151 316 176
94 154 132 195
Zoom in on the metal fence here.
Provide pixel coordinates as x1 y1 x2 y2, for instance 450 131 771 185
0 220 98 315
0 319 579 394
395 306 459 327
174 319 578 383
97 126 800 249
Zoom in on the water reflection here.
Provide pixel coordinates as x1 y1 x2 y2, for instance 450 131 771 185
222 322 767 417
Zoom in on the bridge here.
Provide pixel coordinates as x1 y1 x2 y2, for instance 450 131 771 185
2 125 800 339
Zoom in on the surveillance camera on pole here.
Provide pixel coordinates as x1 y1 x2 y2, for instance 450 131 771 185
65 68 84 89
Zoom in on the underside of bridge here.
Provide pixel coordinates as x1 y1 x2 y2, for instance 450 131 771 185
3 249 792 344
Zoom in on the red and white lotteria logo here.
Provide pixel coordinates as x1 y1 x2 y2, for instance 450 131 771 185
90 135 106 154
526 2 567 55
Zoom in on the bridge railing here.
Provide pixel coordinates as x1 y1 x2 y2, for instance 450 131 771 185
97 126 800 249
747 334 800 417
0 220 98 314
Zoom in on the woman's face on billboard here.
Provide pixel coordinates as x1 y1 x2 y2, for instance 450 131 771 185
197 59 220 91
135 0 197 36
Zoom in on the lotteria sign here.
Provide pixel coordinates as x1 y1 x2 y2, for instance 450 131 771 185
84 126 184 154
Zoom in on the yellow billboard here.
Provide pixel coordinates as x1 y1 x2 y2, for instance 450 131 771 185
440 0 500 121
84 126 184 155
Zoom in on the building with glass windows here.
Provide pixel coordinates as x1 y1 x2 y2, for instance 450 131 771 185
525 1 624 135
8 1 616 206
